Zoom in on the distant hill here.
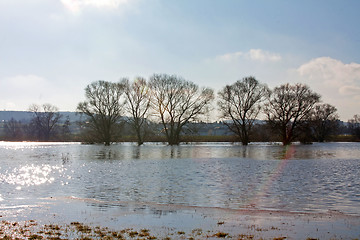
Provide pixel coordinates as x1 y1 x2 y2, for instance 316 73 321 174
0 111 33 122
0 111 82 123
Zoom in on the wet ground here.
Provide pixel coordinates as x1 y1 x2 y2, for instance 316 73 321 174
1 196 360 239
1 142 360 239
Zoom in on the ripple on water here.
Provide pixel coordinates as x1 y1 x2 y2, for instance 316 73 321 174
0 142 359 215
0 164 64 186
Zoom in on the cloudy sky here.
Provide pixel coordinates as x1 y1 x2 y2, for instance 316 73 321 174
0 0 359 120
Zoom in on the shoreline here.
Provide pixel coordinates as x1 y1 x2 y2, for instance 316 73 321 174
1 139 360 144
1 197 360 239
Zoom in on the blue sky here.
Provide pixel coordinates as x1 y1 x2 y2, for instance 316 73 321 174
0 0 359 120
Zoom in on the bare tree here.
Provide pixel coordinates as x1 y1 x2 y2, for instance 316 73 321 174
4 118 24 141
218 76 269 145
348 114 360 140
122 77 151 145
310 103 339 142
77 80 125 145
61 116 72 141
264 83 321 145
149 74 214 145
28 103 62 141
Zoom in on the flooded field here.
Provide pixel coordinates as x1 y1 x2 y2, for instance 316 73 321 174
1 142 360 239
1 142 360 214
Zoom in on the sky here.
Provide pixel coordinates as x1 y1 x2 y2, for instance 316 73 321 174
0 0 359 121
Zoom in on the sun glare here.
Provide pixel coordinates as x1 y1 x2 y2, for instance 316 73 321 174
1 164 62 187
61 0 130 13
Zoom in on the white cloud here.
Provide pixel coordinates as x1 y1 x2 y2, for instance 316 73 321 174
217 51 244 62
61 0 131 14
0 101 16 111
217 49 281 63
4 74 47 88
296 57 360 120
248 49 281 62
297 57 360 95
0 74 52 110
339 85 360 95
0 74 87 111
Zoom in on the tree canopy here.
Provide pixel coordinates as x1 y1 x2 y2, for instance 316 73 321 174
265 83 321 145
218 76 269 145
28 103 62 141
122 77 151 146
77 80 125 145
310 103 339 142
149 74 214 145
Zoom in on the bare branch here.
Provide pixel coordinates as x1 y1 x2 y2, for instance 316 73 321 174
217 76 269 145
149 74 214 145
77 80 125 145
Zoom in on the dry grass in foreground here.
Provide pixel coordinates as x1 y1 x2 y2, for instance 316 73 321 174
2 219 355 240
0 219 320 240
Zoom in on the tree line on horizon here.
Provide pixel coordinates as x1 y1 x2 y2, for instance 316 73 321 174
1 73 360 145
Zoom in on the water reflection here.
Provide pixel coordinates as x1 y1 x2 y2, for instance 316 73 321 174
0 164 62 186
73 142 349 161
0 142 359 215
96 149 119 160
132 146 141 159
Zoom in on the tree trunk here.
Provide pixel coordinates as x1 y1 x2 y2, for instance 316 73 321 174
241 137 249 146
282 138 292 145
136 129 144 146
104 128 111 146
168 131 181 145
282 125 292 145
241 124 249 145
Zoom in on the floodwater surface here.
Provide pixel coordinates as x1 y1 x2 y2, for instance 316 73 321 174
1 142 360 216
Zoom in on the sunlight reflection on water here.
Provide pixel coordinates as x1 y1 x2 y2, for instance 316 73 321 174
1 164 62 186
0 142 360 215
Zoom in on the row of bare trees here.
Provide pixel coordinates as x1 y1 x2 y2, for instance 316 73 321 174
4 74 357 145
3 104 70 141
75 74 352 146
77 74 214 146
218 77 340 145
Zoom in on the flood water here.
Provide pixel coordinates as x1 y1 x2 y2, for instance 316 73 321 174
1 142 360 216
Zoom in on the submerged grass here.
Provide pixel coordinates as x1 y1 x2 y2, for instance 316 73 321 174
0 219 346 240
